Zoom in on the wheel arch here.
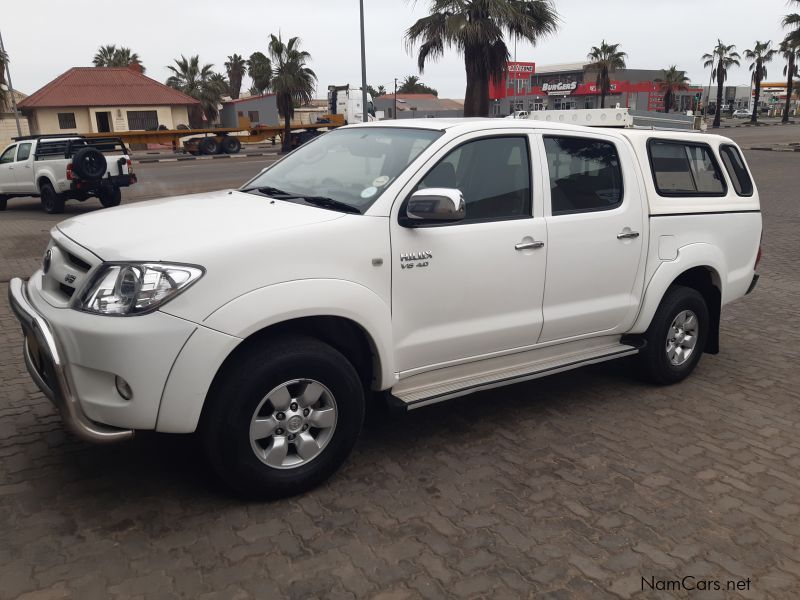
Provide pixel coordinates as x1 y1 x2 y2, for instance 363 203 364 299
37 174 57 194
156 279 396 434
630 244 725 354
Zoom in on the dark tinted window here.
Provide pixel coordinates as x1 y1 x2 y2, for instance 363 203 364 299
418 136 531 222
543 136 623 215
58 112 76 129
16 143 31 161
649 140 726 196
719 144 753 196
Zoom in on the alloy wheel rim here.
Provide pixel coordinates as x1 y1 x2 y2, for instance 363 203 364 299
249 379 338 469
665 309 699 366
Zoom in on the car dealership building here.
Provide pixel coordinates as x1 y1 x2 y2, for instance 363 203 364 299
490 61 703 116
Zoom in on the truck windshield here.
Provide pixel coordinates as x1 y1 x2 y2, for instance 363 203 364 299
242 127 442 212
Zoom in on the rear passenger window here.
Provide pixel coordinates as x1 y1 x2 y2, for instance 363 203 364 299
649 140 726 196
543 136 623 215
719 144 753 196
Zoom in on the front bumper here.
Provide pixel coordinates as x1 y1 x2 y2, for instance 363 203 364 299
8 277 134 443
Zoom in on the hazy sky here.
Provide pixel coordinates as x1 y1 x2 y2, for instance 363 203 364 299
3 0 795 99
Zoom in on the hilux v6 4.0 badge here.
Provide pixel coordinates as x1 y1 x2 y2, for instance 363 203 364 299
400 251 432 270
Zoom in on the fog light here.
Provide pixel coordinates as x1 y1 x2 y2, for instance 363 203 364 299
115 376 133 400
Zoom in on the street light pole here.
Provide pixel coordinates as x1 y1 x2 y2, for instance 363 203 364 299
394 77 398 119
359 0 369 123
0 29 22 137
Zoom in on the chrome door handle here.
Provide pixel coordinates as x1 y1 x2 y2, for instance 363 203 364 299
515 240 545 250
617 231 640 240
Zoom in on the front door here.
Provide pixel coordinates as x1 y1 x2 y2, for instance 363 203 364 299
12 143 33 194
537 132 645 342
391 133 547 374
0 144 17 193
95 111 111 133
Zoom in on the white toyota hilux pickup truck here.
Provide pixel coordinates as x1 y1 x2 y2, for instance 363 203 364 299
0 135 136 213
8 119 761 498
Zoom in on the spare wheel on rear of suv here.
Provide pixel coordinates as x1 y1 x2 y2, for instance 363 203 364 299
72 148 107 180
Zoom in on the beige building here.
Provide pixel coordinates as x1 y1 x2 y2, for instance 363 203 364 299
19 66 198 135
0 89 30 147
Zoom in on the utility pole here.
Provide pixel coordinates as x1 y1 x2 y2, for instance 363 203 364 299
359 0 369 123
0 29 22 137
394 77 398 119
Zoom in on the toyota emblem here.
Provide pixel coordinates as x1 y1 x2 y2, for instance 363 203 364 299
43 249 52 274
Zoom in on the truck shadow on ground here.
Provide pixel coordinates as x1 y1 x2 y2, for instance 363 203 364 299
28 357 648 509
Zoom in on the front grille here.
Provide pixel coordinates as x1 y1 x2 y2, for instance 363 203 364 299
39 235 100 307
65 251 91 271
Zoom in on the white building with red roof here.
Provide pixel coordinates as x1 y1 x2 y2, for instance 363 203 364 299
19 66 199 135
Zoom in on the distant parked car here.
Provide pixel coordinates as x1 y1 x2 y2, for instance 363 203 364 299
733 109 750 119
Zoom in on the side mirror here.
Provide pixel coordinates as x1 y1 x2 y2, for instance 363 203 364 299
404 188 466 225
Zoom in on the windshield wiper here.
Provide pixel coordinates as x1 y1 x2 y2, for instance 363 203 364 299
300 196 362 214
241 186 292 196
241 186 361 214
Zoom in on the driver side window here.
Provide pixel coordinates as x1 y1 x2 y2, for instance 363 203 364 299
0 146 16 164
417 136 532 223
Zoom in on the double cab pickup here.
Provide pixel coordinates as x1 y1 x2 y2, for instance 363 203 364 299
8 119 761 498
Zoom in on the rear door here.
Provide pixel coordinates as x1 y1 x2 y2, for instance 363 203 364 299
536 131 647 343
0 144 17 192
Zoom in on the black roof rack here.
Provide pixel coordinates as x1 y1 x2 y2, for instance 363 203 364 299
12 133 86 142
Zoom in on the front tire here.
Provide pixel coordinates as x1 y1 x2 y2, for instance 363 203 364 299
0 195 7 211
40 183 65 214
638 285 709 385
201 336 365 499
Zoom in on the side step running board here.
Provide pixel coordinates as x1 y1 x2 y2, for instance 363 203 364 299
390 343 640 410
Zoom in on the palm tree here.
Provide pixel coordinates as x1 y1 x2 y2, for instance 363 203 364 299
225 54 246 100
93 45 145 72
209 73 230 97
377 85 387 95
398 75 438 95
0 49 8 110
247 51 272 95
267 34 317 152
407 0 559 117
744 41 777 124
166 55 225 127
93 44 118 67
587 41 627 108
654 66 690 113
702 41 740 128
782 12 800 123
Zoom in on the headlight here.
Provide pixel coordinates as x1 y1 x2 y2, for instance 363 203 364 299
78 263 204 316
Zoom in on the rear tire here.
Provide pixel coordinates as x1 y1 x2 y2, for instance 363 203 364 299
40 183 65 214
638 285 709 385
98 187 122 208
198 137 219 155
221 137 241 154
201 336 365 499
72 147 107 179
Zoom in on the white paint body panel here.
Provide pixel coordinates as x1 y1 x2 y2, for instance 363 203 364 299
17 119 761 434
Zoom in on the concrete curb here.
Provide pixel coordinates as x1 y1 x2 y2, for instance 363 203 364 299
747 146 800 152
717 121 797 129
134 152 278 164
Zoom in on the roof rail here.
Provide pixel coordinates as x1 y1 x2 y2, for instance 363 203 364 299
12 133 86 141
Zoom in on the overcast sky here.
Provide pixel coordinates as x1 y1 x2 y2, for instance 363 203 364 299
3 0 795 99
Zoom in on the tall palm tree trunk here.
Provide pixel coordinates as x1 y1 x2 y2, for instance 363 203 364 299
463 46 489 117
282 97 292 153
713 69 724 128
783 54 795 123
751 75 761 124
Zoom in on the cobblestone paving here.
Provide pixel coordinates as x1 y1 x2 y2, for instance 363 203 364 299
0 150 798 599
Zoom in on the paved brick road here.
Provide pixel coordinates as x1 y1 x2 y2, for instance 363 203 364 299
0 148 798 599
